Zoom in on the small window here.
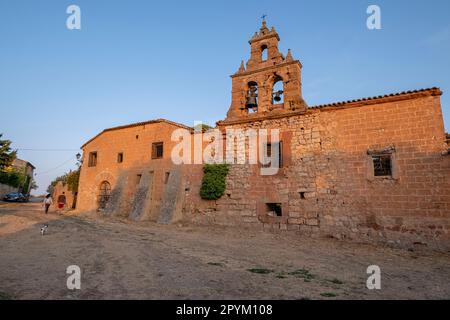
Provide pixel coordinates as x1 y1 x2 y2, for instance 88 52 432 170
152 142 164 159
164 172 170 184
266 203 282 217
88 152 97 167
262 142 283 168
136 174 142 185
373 155 392 177
117 153 123 163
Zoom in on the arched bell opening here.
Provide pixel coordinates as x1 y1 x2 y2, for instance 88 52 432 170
261 45 268 61
245 81 259 113
272 76 284 106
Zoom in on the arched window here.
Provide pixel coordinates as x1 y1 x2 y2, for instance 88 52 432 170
272 77 284 105
98 181 111 210
261 45 268 61
245 81 258 113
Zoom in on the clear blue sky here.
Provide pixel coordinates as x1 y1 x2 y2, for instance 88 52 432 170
1 0 449 194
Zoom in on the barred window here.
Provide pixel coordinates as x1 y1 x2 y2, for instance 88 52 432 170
372 155 392 177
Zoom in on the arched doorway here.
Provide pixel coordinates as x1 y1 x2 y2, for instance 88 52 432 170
98 181 111 210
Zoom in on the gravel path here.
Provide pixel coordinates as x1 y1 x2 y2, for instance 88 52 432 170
1 202 449 300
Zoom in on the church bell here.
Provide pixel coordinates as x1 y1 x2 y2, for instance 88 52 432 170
245 86 258 109
245 96 258 109
273 90 284 102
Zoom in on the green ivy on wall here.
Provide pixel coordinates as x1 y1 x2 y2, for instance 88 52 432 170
200 164 230 200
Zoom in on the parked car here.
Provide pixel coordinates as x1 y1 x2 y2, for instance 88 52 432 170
3 192 28 202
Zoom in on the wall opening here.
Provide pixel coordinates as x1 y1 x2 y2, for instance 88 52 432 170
164 172 170 184
272 77 284 105
152 142 164 159
299 192 306 199
266 203 282 217
88 152 97 167
372 155 392 177
261 45 268 61
262 142 283 168
117 152 123 163
98 181 111 210
245 81 258 113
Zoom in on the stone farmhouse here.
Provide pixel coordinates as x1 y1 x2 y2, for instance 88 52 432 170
77 21 450 249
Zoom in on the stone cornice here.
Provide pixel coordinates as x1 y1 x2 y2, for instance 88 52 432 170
248 32 280 44
217 88 442 127
231 60 302 78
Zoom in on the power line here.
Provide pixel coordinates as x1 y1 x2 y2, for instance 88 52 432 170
17 148 80 152
37 155 79 176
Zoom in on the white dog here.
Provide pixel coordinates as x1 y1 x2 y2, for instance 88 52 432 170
40 225 48 236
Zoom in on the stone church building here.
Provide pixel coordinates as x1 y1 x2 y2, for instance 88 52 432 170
77 21 450 249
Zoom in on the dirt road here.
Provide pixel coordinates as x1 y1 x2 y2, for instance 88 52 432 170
0 202 449 300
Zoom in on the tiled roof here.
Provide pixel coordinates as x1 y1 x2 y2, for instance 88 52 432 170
81 119 192 148
309 87 442 109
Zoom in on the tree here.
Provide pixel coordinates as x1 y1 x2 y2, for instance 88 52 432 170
47 174 68 194
0 169 26 188
66 168 80 192
194 123 213 132
30 179 38 191
0 134 17 170
47 167 80 194
47 153 82 195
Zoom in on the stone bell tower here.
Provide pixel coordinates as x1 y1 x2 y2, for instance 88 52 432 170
224 19 308 121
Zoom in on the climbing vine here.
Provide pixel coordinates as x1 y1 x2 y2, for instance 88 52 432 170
200 164 230 200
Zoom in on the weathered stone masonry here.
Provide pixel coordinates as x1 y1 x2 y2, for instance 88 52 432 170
77 20 450 250
198 89 449 250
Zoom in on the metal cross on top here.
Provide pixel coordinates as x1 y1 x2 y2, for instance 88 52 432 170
261 14 267 21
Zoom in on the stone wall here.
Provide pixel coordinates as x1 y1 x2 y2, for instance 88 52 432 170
52 181 76 209
75 91 449 250
77 120 190 223
184 92 450 250
0 183 18 198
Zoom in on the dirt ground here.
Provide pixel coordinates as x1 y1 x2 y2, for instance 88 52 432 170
0 202 449 300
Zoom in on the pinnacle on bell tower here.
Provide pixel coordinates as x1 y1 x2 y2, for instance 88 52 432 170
224 19 308 122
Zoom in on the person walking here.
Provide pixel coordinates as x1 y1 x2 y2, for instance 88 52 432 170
43 194 53 214
57 192 67 211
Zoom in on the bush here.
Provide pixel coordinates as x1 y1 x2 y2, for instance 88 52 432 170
0 170 26 188
200 164 230 200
